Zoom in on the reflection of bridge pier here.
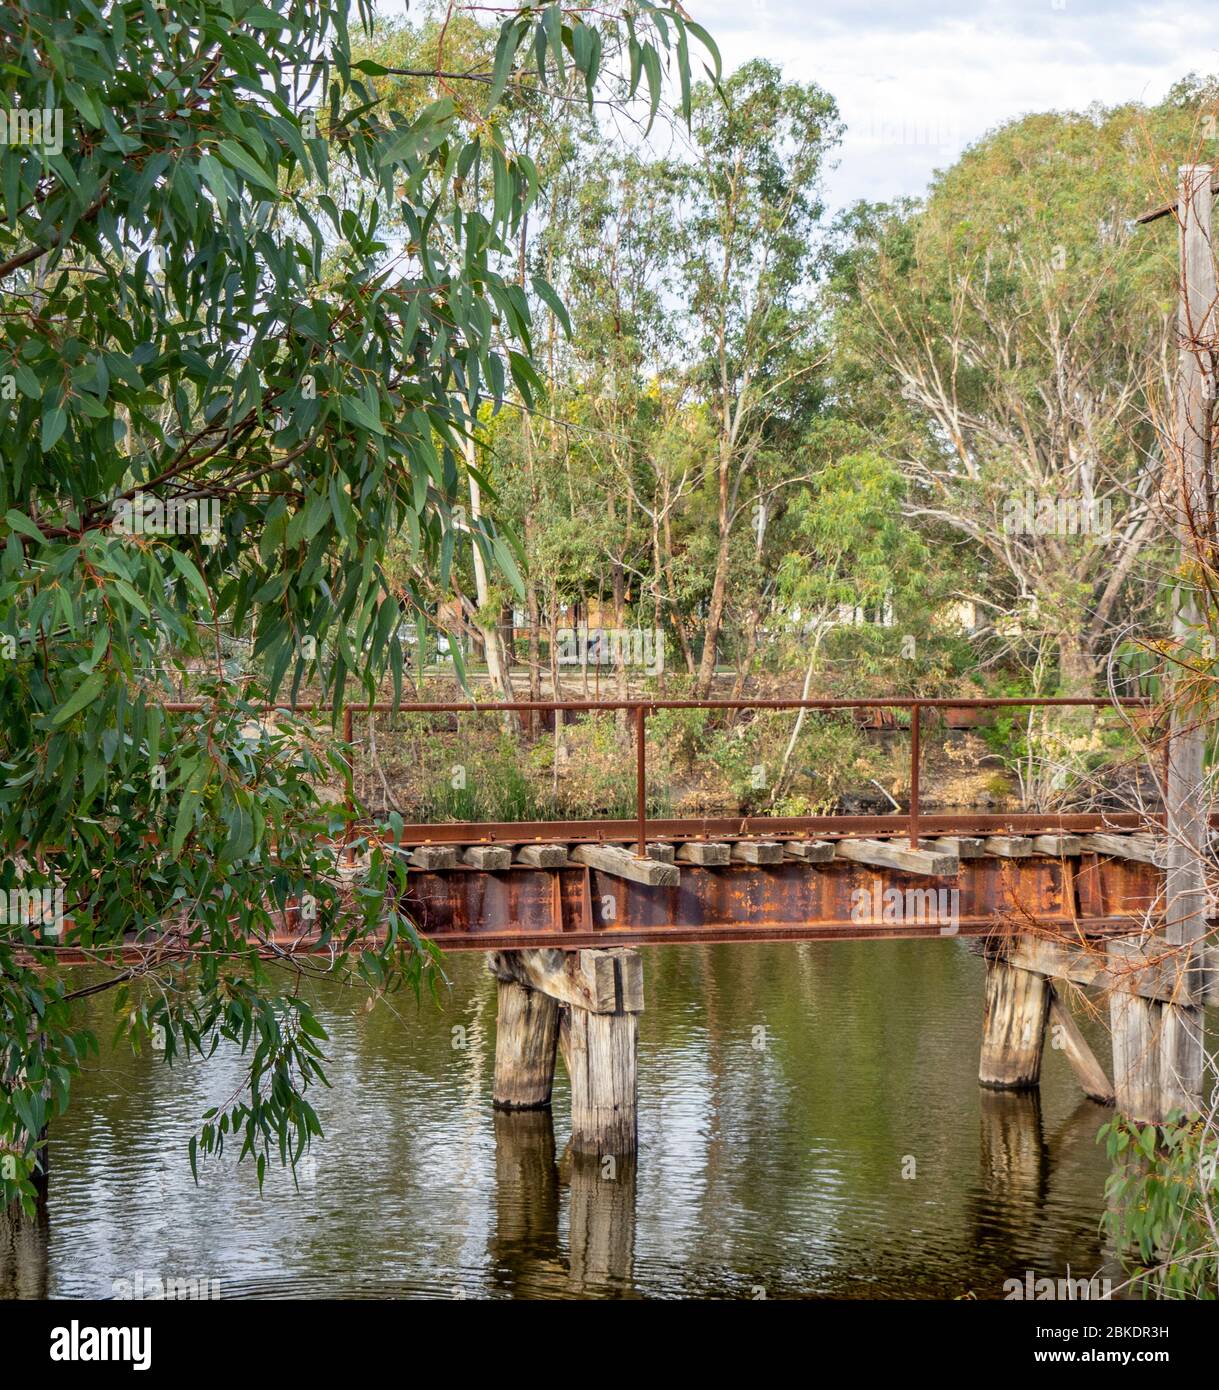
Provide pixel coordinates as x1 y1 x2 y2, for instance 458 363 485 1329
488 1099 638 1296
561 1148 636 1295
978 1088 1049 1210
975 1067 1124 1227
488 1109 563 1297
0 1145 49 1300
971 1088 1119 1292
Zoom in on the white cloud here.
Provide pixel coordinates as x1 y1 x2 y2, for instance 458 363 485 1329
690 0 1218 211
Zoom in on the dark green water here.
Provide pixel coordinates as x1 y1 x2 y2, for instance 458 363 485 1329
6 940 1136 1299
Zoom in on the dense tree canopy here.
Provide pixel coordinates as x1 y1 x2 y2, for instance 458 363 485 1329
833 81 1219 692
0 0 716 1209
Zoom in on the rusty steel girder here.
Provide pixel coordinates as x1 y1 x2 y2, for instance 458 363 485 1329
401 854 1161 951
36 853 1162 965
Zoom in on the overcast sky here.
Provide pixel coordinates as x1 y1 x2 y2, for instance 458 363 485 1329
691 0 1218 212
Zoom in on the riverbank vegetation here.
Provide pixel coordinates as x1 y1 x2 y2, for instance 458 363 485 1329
342 14 1217 824
1102 1110 1219 1299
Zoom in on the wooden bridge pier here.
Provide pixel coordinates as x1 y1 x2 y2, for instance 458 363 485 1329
488 947 643 1155
489 973 561 1111
979 953 1052 1089
979 931 1206 1123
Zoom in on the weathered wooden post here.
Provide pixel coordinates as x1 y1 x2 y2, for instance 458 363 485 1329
488 957 561 1111
979 945 1051 1089
1159 162 1216 1118
561 999 638 1155
1110 989 1164 1124
489 947 643 1154
980 938 1123 1104
1047 987 1115 1105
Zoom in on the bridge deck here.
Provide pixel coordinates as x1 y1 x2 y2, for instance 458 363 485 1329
38 696 1188 963
398 844 1160 951
39 828 1167 964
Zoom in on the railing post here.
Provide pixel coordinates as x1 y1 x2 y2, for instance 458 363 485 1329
635 704 647 859
343 704 355 866
909 702 921 849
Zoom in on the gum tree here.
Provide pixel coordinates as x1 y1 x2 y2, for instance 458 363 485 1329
0 0 716 1209
838 88 1219 694
768 448 935 803
673 60 841 697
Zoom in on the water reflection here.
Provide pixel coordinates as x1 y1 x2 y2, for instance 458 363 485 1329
977 1089 1049 1207
0 1197 48 1300
486 1109 637 1297
563 1149 637 1296
5 941 1198 1300
487 1109 563 1297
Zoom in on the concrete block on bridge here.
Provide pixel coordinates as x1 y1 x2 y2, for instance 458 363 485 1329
408 844 457 870
463 844 513 871
676 841 731 866
731 840 784 865
783 839 836 862
515 843 569 868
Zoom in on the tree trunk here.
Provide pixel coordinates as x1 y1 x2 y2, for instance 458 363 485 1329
525 558 541 737
465 449 519 732
499 602 515 667
1056 628 1097 697
660 506 696 676
611 506 628 728
522 400 541 736
548 596 562 802
728 597 763 708
695 530 731 698
770 625 826 805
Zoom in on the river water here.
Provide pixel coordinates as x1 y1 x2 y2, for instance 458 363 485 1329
4 939 1152 1299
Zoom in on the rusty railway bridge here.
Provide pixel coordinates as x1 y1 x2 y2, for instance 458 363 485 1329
323 692 1200 1153
385 695 1162 953
74 694 1215 1157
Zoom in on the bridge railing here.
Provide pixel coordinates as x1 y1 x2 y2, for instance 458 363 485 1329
167 694 1156 856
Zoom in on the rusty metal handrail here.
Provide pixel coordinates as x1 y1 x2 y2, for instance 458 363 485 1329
164 693 1154 856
